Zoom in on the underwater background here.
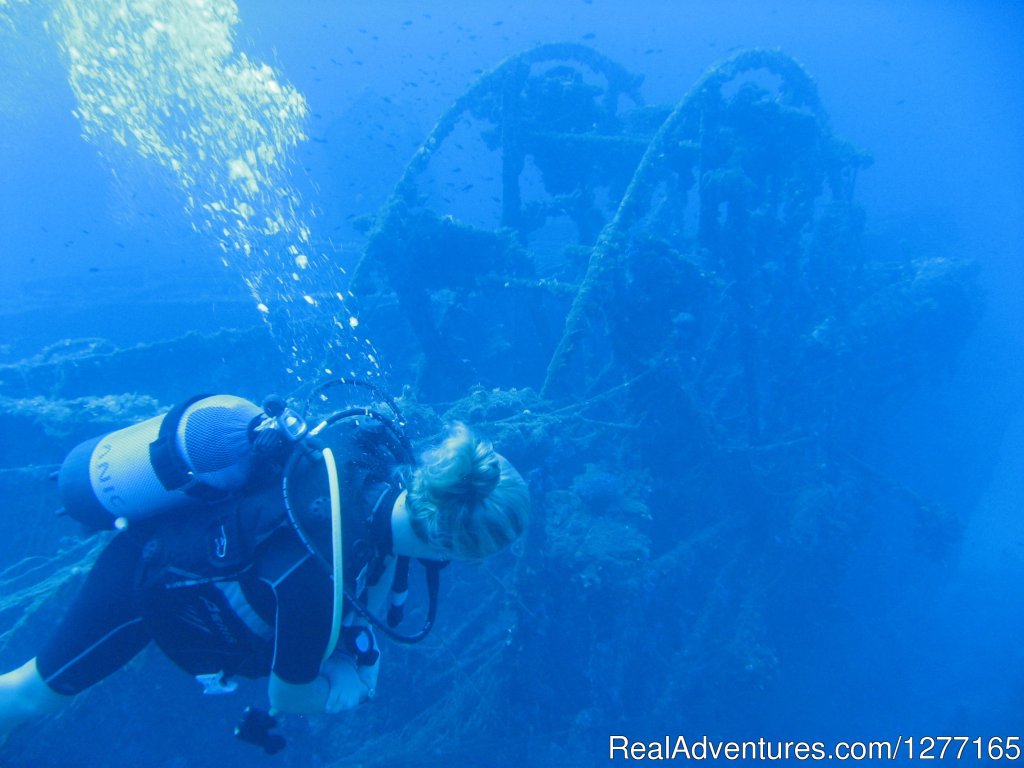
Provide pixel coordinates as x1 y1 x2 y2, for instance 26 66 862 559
0 1 1021 766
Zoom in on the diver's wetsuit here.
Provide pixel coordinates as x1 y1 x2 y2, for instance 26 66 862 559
37 440 404 696
35 521 333 695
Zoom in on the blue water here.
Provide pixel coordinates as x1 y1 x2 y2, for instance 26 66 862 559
1 1 1021 766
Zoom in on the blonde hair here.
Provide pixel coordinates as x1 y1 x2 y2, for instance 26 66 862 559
407 423 529 560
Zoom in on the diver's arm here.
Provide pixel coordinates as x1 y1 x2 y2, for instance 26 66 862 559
265 551 379 714
265 551 334 714
308 558 390 713
263 534 394 715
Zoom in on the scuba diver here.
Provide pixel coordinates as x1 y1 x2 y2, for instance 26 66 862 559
0 386 529 753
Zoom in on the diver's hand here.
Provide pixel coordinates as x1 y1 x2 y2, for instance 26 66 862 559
267 672 330 715
321 657 372 714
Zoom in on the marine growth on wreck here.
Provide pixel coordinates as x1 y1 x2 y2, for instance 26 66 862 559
0 42 982 768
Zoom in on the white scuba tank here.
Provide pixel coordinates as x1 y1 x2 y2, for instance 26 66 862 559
58 394 265 529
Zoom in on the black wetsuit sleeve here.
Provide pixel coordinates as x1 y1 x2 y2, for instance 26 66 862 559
268 553 333 684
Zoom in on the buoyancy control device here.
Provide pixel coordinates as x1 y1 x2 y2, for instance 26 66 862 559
57 384 443 645
56 385 442 642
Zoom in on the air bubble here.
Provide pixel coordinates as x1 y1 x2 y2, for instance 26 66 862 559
52 0 382 385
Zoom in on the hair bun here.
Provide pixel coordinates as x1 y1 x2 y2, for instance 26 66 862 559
424 423 499 501
407 422 529 560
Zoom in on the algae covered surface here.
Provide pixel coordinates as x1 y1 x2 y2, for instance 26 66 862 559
0 2 1021 766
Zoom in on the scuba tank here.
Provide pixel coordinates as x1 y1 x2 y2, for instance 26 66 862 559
57 394 302 530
